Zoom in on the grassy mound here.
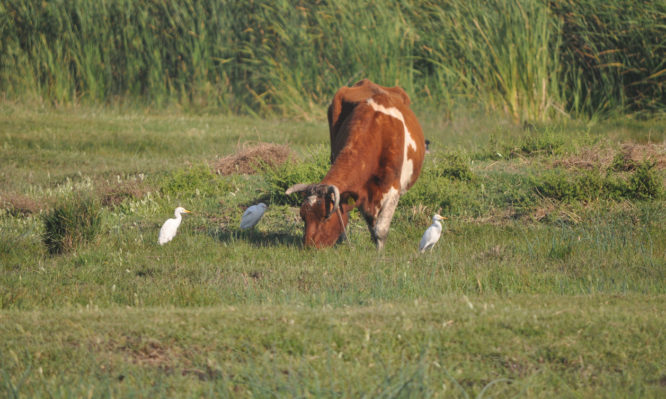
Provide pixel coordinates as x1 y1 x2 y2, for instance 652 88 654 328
213 142 294 176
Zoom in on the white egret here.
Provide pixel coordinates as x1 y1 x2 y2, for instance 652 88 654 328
158 207 191 245
240 203 267 229
419 214 447 253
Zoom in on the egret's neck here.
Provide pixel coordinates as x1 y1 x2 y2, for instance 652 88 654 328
433 221 442 230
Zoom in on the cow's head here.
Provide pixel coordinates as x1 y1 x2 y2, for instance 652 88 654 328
286 183 350 248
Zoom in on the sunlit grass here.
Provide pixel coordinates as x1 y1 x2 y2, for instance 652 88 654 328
0 106 664 396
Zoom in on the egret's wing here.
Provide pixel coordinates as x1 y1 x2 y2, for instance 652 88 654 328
243 205 265 219
242 206 256 218
240 216 254 229
419 227 432 251
240 206 265 229
419 225 441 252
158 218 179 244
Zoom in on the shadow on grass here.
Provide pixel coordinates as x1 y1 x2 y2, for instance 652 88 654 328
206 227 302 248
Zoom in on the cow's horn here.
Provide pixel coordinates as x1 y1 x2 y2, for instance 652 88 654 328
285 183 313 195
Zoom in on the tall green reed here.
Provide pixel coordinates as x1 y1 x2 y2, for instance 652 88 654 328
412 0 564 123
550 0 666 115
0 0 663 119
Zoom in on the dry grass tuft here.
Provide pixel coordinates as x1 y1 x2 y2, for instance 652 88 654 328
213 142 294 176
106 336 180 370
473 245 505 261
618 143 666 170
464 208 518 226
532 200 559 222
531 201 582 224
554 142 666 170
0 192 46 216
553 146 615 170
97 181 151 207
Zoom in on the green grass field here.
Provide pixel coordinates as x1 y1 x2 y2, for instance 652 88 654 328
1 105 665 397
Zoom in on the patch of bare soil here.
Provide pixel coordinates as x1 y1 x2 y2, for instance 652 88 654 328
213 142 294 175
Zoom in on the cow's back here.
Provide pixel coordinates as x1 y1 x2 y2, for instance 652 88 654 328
327 79 411 163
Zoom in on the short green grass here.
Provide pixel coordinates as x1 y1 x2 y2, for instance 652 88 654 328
2 297 664 397
1 105 665 397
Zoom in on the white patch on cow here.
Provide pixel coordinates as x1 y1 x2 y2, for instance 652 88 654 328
375 186 400 237
367 98 416 193
307 195 317 205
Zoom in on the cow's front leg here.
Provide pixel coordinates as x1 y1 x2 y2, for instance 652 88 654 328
370 187 400 250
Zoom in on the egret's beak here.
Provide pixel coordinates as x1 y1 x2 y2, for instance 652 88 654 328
184 209 192 213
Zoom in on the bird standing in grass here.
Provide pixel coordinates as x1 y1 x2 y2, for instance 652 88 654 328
419 214 447 253
158 207 191 245
240 203 267 229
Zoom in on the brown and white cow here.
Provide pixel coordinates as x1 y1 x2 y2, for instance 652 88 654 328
286 79 426 249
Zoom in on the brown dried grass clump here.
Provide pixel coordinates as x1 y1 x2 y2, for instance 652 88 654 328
553 146 615 170
618 143 666 170
554 143 666 170
105 335 179 370
213 142 294 176
0 192 45 216
473 245 505 261
464 208 518 226
531 200 582 224
97 181 151 208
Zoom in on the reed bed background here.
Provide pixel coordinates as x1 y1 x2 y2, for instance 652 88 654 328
1 0 664 120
